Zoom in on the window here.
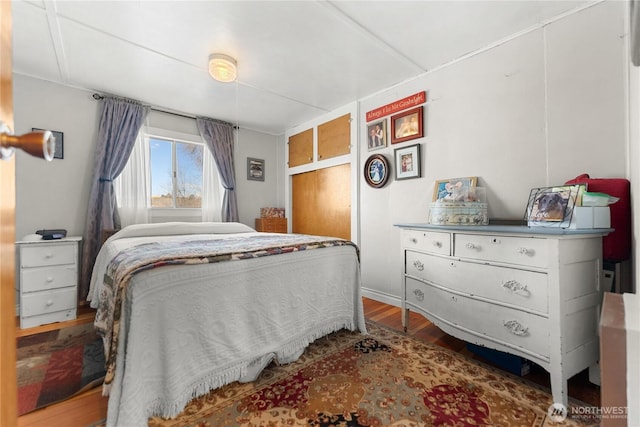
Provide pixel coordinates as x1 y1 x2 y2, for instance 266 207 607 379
115 125 223 227
150 137 204 208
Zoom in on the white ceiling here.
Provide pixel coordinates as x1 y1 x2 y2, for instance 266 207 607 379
12 0 592 135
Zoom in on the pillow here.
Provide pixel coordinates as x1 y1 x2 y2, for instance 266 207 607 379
109 222 255 241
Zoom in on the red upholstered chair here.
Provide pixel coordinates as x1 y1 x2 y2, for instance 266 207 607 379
565 174 631 262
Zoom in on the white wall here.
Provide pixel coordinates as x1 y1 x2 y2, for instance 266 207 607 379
235 127 284 226
13 75 99 241
13 75 282 240
356 1 629 303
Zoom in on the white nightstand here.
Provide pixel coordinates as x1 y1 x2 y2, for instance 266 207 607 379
15 236 82 329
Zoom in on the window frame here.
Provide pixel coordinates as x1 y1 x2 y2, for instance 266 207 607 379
145 127 206 218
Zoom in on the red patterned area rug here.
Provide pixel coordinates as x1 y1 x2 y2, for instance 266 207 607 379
17 322 105 416
148 321 598 426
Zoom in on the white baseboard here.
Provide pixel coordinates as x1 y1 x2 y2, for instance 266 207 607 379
361 287 401 308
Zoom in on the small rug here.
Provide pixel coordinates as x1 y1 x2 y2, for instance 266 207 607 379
146 321 598 426
17 322 105 416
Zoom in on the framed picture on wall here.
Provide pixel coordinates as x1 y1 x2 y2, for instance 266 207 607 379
366 119 387 151
32 128 63 159
247 157 265 181
394 143 421 180
391 106 423 144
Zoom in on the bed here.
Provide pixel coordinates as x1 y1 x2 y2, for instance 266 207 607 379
87 222 366 427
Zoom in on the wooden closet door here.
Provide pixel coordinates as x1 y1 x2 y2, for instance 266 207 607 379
292 163 350 240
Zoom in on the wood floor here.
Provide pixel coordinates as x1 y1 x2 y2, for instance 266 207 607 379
16 297 601 426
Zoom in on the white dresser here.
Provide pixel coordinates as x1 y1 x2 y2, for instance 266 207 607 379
396 223 609 406
16 237 82 329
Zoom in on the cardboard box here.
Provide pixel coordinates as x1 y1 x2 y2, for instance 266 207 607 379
570 206 611 229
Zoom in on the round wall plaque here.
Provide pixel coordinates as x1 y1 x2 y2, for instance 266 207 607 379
364 154 390 188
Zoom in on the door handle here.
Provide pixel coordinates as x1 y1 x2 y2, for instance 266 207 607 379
0 121 55 161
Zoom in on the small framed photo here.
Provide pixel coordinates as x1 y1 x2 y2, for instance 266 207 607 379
394 143 421 180
32 128 63 159
247 157 265 181
433 177 478 201
391 106 423 144
367 119 387 151
525 185 582 228
364 154 390 188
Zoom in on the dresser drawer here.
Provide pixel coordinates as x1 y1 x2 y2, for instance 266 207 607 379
405 252 548 314
21 265 77 293
401 229 450 256
21 287 76 317
20 243 76 267
454 234 548 268
405 277 549 359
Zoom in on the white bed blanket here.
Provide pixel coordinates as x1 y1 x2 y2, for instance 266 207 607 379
91 223 366 427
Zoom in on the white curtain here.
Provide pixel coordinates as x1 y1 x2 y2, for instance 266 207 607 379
202 149 224 222
114 132 150 227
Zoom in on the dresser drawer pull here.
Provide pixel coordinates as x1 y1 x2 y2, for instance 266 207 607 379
502 280 529 295
432 241 442 248
503 320 529 336
45 253 53 259
516 247 530 255
412 260 424 271
465 242 476 249
410 238 418 244
413 289 424 301
46 277 54 283
45 300 54 307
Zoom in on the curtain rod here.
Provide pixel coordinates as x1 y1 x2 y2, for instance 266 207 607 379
91 93 237 129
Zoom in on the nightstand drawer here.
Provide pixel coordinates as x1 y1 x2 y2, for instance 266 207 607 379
21 287 76 317
20 244 76 267
20 309 76 329
21 265 77 293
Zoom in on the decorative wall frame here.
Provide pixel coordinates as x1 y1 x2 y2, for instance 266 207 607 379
366 119 387 151
525 185 582 228
433 176 478 201
394 143 421 180
391 106 423 144
247 157 265 181
32 128 63 159
364 154 390 188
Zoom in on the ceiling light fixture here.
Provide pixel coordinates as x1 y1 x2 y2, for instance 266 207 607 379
208 53 237 83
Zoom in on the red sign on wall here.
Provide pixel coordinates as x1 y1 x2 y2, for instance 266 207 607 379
366 91 426 122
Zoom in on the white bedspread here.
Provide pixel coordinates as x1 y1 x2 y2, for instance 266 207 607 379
89 223 366 427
